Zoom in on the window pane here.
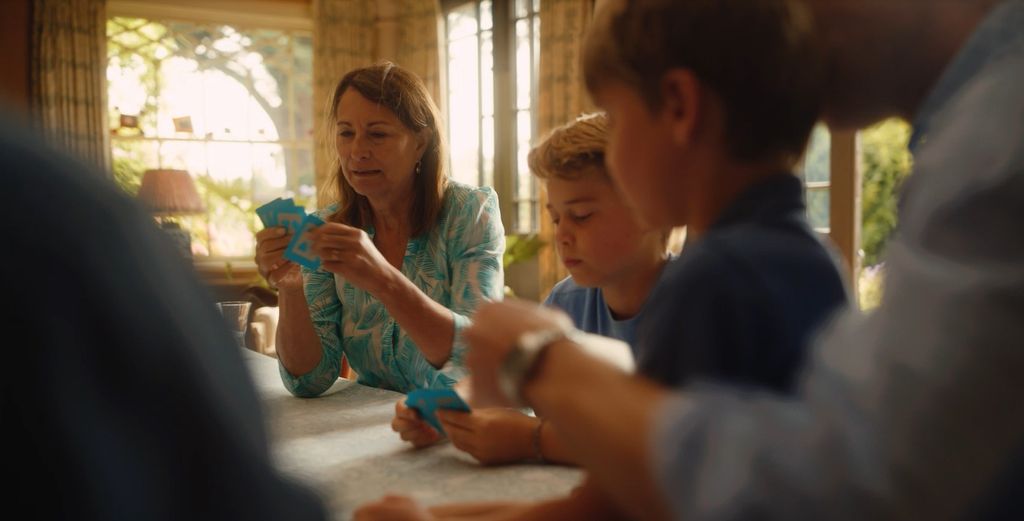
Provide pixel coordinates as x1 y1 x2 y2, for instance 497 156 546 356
515 0 528 18
516 109 532 188
806 188 830 230
482 115 495 188
515 109 535 231
202 70 251 141
797 123 830 231
111 139 158 194
481 31 494 117
481 0 493 31
207 142 253 182
517 201 534 233
447 7 481 187
799 123 831 183
205 196 255 257
292 35 314 141
252 143 287 202
515 19 532 110
859 118 912 267
285 147 317 210
159 141 206 173
447 4 478 40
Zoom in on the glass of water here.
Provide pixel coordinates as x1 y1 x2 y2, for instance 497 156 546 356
217 300 252 349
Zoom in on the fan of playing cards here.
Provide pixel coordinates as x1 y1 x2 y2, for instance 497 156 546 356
256 197 326 270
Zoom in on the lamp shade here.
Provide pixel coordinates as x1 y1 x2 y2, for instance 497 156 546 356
137 169 205 216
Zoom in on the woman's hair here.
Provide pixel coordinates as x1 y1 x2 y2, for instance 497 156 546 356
528 113 609 181
324 61 448 236
582 0 823 164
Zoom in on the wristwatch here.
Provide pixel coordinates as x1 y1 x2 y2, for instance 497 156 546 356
498 325 581 406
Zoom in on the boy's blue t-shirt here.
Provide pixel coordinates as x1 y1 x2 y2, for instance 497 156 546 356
637 174 849 392
544 260 674 354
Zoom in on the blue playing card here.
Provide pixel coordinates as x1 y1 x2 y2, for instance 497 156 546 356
405 388 471 434
275 204 306 235
256 197 300 229
283 214 325 270
255 197 283 227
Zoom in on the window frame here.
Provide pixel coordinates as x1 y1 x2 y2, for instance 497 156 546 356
105 7 314 262
441 0 539 234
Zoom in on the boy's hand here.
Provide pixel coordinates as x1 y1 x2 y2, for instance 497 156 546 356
437 408 539 465
392 399 443 448
354 495 434 521
464 300 574 407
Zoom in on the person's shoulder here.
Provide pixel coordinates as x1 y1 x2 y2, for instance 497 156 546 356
707 206 833 271
548 274 598 315
544 276 593 306
439 181 502 238
444 181 498 209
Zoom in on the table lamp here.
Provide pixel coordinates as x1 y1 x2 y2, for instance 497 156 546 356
137 169 205 258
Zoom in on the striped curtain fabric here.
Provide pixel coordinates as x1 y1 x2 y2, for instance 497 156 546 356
31 0 111 173
536 0 595 298
311 0 442 204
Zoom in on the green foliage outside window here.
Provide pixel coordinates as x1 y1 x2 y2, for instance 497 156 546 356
857 118 913 310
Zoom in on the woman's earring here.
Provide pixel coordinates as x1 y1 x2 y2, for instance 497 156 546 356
415 161 422 175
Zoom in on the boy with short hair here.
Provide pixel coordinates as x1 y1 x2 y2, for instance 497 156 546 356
392 113 673 466
534 113 671 351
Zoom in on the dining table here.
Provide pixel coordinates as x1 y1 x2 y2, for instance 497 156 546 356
243 350 584 519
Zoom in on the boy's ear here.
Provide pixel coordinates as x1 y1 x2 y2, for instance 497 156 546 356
659 69 702 146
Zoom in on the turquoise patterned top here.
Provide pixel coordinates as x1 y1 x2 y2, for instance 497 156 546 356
279 182 505 396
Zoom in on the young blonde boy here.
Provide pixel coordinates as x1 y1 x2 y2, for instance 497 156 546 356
390 113 671 466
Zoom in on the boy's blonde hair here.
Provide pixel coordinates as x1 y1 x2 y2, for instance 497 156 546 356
528 113 609 181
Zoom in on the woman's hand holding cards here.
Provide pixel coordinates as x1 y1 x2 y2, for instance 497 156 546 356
311 222 394 294
255 226 300 290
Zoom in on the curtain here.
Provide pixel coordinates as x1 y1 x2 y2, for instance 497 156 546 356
312 0 377 197
31 0 111 173
536 0 595 298
311 0 443 203
392 0 443 108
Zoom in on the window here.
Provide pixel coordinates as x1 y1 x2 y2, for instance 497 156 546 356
107 16 313 258
798 123 832 233
443 0 540 233
858 118 913 309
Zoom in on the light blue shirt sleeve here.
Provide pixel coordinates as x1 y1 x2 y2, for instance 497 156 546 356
277 266 345 398
438 186 505 380
651 4 1024 519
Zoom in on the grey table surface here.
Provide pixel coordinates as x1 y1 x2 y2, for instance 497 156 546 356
243 350 583 520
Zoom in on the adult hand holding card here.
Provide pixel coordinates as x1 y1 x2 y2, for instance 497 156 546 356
284 214 326 270
256 197 306 233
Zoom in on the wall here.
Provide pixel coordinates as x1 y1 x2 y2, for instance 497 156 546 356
0 0 32 113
